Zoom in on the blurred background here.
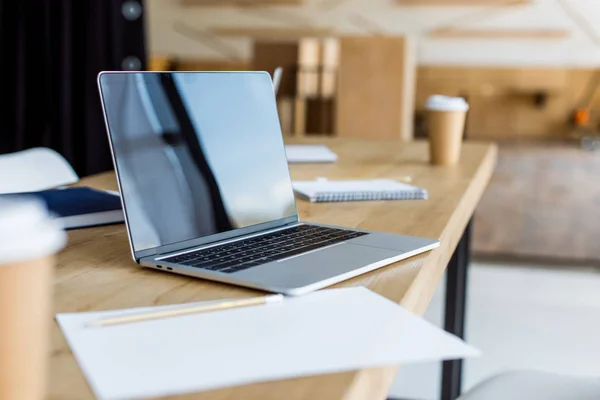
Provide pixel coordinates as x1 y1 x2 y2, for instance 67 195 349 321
2 1 600 399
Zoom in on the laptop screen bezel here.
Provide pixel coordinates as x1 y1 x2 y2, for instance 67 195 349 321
97 71 299 262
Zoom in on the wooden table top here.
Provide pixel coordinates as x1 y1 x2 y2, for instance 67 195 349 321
49 138 496 400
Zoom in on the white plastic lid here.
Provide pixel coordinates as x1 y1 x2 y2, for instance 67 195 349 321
0 197 66 264
426 95 469 112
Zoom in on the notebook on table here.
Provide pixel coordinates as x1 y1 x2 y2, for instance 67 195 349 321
293 178 428 203
3 187 124 229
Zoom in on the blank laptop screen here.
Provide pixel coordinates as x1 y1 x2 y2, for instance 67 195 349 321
99 72 297 252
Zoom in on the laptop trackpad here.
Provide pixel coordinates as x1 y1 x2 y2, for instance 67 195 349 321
234 243 400 290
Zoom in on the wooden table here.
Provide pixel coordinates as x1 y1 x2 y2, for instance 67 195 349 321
49 138 496 400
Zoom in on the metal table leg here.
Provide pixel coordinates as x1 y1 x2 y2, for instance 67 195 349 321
441 219 472 400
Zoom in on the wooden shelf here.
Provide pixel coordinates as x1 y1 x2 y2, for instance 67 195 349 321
174 58 250 71
211 27 337 40
428 28 570 39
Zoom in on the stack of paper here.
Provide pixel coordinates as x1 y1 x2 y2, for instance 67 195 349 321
56 287 479 400
285 145 338 163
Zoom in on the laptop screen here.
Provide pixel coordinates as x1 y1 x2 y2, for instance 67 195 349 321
99 72 297 253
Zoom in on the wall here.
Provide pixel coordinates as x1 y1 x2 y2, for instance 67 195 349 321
146 0 600 67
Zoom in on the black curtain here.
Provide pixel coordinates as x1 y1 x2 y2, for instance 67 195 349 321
0 0 147 177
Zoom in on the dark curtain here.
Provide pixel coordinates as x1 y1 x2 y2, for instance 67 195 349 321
0 0 147 177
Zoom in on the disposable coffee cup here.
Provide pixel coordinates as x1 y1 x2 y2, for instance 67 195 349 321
0 198 66 400
426 95 469 166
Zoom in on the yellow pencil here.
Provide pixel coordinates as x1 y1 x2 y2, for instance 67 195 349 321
88 294 284 328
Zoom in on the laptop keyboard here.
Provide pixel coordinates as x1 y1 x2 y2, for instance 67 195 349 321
162 225 367 274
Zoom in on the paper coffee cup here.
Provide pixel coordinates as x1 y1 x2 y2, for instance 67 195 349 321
0 198 66 400
426 95 469 166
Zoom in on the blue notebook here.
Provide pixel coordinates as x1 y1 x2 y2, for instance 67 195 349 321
5 187 124 230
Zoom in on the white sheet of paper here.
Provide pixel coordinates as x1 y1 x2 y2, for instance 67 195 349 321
56 287 479 400
285 145 338 163
0 148 78 194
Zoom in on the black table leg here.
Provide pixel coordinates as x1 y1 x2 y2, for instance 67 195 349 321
441 219 472 400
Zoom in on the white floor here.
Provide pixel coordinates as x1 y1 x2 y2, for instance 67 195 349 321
388 262 600 400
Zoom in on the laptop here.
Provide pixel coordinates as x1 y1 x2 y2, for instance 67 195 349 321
97 71 439 296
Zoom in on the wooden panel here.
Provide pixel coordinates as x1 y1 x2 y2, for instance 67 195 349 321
510 69 568 93
212 27 336 40
297 39 321 97
428 28 570 39
320 38 340 97
336 36 416 140
306 98 336 134
277 97 295 135
253 39 334 98
149 55 175 71
294 97 307 134
174 58 250 71
49 139 497 400
591 83 600 109
252 39 329 135
416 66 597 139
252 42 301 97
321 39 340 69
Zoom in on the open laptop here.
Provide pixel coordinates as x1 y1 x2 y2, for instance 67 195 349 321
97 71 439 296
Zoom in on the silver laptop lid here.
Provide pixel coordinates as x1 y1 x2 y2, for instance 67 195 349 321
98 71 298 261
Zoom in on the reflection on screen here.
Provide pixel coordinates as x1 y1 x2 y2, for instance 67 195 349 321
99 72 297 252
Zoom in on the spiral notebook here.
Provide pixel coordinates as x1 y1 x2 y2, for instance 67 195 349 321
293 178 428 203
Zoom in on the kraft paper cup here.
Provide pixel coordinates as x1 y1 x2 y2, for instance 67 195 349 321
0 198 66 400
426 95 469 166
